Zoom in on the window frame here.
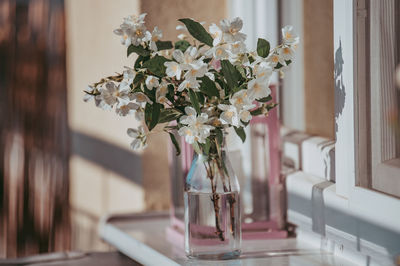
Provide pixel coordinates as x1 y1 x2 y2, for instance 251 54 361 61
368 0 400 197
335 0 400 228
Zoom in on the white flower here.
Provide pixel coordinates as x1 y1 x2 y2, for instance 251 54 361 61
229 41 246 54
123 67 136 84
173 46 198 70
156 81 169 104
145 75 159 90
127 126 147 150
164 61 182 80
209 23 223 46
247 77 271 100
230 90 254 109
282 25 299 45
178 126 196 144
131 92 153 106
184 59 208 80
149 26 163 51
205 45 229 60
178 107 214 144
279 45 295 61
114 13 148 46
220 17 246 43
266 52 286 68
113 25 134 46
177 78 201 92
218 104 240 127
205 72 215 81
239 109 252 123
253 62 273 80
96 82 130 109
116 102 140 116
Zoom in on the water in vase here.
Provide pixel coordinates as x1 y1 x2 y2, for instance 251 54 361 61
184 191 241 259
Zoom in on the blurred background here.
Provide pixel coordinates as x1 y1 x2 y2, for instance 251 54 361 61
0 0 334 257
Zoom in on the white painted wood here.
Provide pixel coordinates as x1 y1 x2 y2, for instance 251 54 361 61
369 0 400 196
99 218 179 266
286 171 400 266
334 0 356 198
280 0 305 132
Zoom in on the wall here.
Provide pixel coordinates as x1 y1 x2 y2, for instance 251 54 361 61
65 0 143 251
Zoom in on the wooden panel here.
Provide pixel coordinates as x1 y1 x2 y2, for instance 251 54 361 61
304 0 335 139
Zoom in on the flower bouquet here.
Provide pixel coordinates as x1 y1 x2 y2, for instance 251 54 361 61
84 13 298 259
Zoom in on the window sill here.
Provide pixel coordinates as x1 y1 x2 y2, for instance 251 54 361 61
286 171 400 265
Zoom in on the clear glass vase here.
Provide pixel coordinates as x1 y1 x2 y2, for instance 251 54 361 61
184 143 241 259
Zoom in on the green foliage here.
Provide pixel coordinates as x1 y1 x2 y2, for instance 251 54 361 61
188 89 201 114
215 128 223 146
174 40 191 52
159 108 182 123
220 60 241 90
134 55 150 70
199 76 219 97
128 44 150 57
168 132 181 156
145 103 161 131
142 55 170 77
257 38 270 58
156 41 173 51
256 95 272 103
234 126 246 142
178 18 213 47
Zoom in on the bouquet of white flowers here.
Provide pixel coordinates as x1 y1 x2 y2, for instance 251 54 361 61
84 13 298 156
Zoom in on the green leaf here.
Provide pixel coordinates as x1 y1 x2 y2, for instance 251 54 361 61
235 65 246 79
144 104 153 130
150 103 161 130
188 90 201 114
144 103 161 131
178 18 213 47
257 95 272 103
168 132 181 156
234 126 246 142
128 44 150 57
250 107 263 116
285 59 292 65
134 55 150 70
174 40 191 52
215 128 223 145
275 62 284 70
203 138 211 155
220 60 241 90
133 72 145 86
199 76 219 97
257 38 270 58
266 102 278 111
142 55 170 77
156 41 173 51
159 108 182 123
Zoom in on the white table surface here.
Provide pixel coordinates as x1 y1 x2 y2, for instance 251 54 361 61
99 212 356 266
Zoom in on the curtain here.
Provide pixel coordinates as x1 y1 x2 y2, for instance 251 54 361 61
0 0 70 257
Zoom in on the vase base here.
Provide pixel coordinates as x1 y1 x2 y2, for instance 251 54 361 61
186 250 241 260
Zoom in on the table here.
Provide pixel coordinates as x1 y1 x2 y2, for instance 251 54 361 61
99 212 356 266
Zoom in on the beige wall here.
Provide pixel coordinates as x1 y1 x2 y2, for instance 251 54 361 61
66 0 143 251
303 0 335 139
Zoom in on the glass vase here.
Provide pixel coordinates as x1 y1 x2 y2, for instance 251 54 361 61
184 143 241 259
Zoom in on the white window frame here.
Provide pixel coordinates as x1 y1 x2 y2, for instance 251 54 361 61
368 0 400 197
334 0 400 231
